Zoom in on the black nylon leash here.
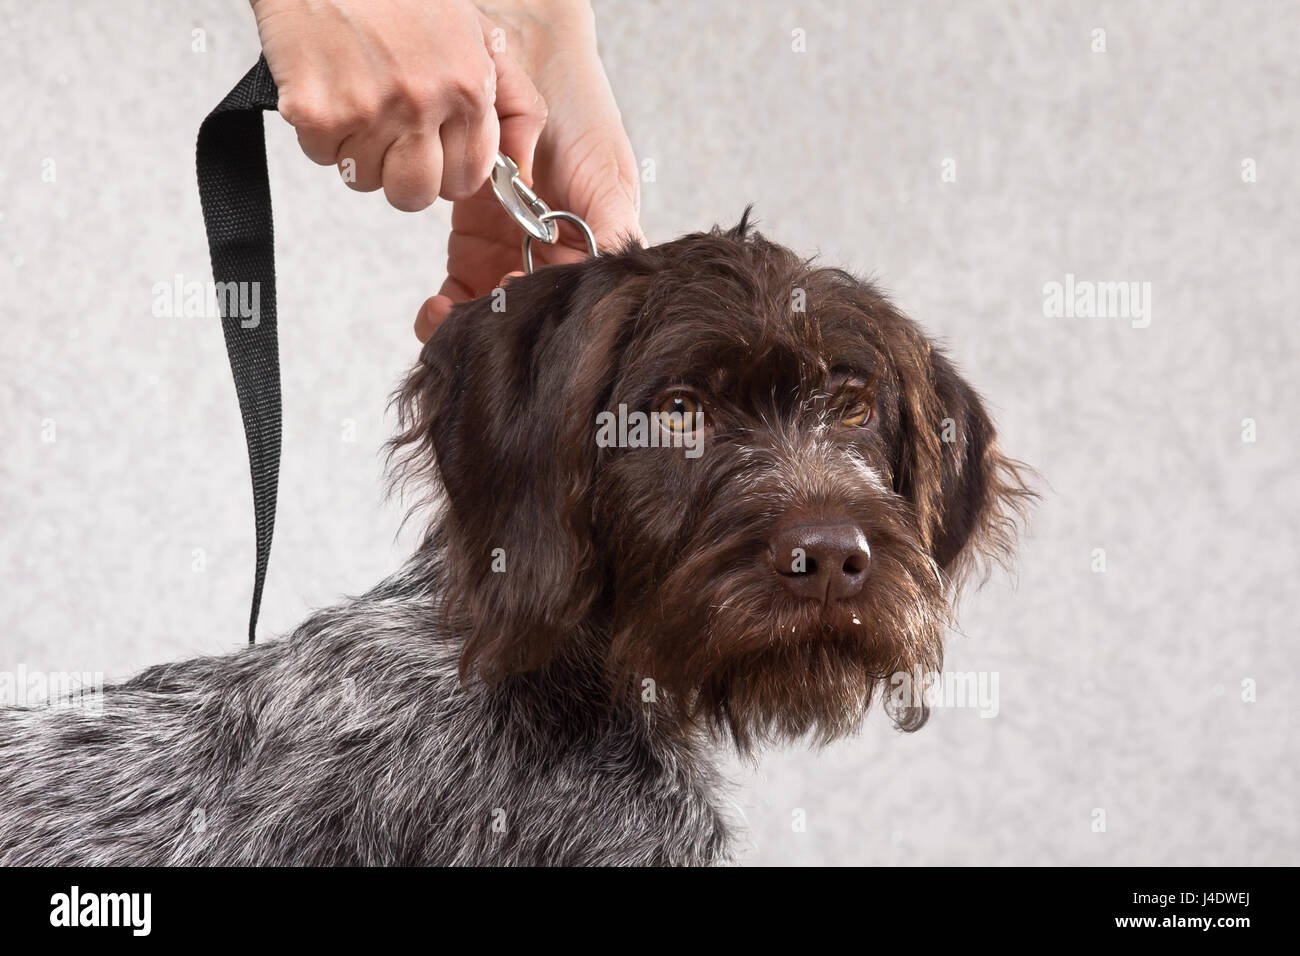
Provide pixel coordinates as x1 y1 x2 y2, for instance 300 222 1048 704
194 58 598 645
196 57 280 644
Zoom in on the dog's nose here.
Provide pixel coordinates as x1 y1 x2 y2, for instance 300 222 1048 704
769 521 871 600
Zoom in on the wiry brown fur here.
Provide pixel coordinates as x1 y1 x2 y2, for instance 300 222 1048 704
391 213 1033 754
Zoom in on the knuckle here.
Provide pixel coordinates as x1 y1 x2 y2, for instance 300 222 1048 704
388 77 434 119
278 89 336 133
346 90 384 128
391 62 495 124
451 67 494 116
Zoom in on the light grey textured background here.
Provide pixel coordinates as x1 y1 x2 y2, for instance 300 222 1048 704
1 0 1297 865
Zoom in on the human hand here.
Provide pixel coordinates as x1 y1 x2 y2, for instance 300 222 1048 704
251 0 547 211
413 0 642 342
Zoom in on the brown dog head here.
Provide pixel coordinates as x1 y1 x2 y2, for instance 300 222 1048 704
391 215 1032 749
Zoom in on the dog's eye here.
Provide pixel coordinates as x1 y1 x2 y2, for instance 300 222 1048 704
654 393 703 433
833 397 873 427
827 372 875 428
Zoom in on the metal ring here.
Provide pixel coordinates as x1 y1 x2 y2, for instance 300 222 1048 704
490 153 557 244
522 210 599 274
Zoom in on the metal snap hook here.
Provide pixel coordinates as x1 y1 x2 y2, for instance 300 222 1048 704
490 153 557 244
522 210 599 274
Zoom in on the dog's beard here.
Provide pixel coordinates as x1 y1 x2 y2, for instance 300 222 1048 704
607 486 948 753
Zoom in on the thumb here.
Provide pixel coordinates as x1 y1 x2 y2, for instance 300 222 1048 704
583 180 645 253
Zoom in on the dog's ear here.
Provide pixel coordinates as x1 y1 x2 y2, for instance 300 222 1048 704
391 263 644 679
890 325 1033 585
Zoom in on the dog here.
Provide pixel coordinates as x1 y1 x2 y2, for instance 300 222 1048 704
0 217 1031 865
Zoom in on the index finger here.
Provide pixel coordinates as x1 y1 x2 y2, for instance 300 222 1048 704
479 16 547 181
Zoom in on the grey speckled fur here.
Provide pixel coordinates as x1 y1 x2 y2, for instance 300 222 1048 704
0 544 731 866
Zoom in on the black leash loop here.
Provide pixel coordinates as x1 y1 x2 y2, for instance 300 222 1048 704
196 58 281 644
